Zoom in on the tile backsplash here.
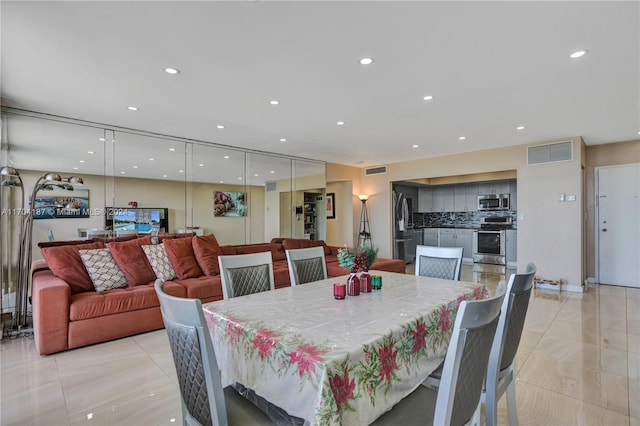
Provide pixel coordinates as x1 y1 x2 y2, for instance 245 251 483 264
412 210 518 229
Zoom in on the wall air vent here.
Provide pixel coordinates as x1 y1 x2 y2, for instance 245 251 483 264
527 141 573 165
364 165 387 176
265 181 277 192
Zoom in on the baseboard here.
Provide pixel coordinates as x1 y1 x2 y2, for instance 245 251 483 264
562 284 583 293
585 277 598 285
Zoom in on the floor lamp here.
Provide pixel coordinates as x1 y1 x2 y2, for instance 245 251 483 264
357 194 372 248
14 172 84 329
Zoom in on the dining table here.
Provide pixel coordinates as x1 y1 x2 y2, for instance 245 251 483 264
202 270 488 425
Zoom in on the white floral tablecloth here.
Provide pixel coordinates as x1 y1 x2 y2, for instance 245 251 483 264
203 271 487 425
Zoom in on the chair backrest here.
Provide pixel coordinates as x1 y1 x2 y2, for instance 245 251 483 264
86 229 111 239
434 291 505 426
285 246 327 285
46 229 55 241
114 229 138 237
154 279 228 426
415 245 463 280
488 262 536 379
218 252 275 300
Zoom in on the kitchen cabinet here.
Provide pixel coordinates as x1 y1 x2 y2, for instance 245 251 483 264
432 185 455 212
509 180 517 210
423 228 438 246
418 187 433 212
454 183 478 212
439 228 474 263
506 229 517 267
478 180 510 195
405 229 423 262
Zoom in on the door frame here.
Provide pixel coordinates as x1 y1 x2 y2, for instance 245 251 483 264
594 163 640 285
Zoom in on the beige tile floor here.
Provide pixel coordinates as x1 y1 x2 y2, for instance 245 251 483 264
1 265 638 425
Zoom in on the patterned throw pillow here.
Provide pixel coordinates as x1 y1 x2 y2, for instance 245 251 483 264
79 248 128 293
142 243 177 281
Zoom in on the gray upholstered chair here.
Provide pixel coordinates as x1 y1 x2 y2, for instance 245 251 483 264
372 290 505 426
154 279 272 426
415 245 463 281
285 246 327 286
218 252 275 300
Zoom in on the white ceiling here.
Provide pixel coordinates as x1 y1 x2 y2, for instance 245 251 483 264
1 1 639 175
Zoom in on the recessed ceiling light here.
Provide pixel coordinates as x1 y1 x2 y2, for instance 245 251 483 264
337 121 345 126
280 138 287 142
127 106 139 111
199 163 204 167
179 170 184 173
133 165 138 169
569 49 588 59
269 100 279 105
87 151 94 154
163 174 168 178
412 144 419 148
73 167 79 170
516 126 525 130
99 138 106 142
219 181 224 184
359 57 374 65
254 174 259 177
217 125 225 129
270 170 275 174
120 171 126 174
79 160 85 163
459 136 466 141
164 67 180 75
223 155 230 159
238 177 243 180
423 95 434 101
148 158 155 161
169 148 176 152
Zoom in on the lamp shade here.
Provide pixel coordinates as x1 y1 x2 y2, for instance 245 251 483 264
358 194 369 201
0 166 20 177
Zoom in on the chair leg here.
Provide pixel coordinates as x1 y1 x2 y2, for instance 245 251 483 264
470 401 481 426
506 375 519 426
484 386 498 426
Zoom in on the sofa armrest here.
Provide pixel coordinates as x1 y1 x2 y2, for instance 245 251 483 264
32 270 71 355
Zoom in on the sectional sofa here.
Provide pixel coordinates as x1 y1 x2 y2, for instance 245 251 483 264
31 234 405 355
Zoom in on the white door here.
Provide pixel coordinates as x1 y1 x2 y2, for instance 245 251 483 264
597 164 640 287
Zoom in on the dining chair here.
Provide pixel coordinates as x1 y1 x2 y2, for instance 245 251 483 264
372 290 505 426
414 245 463 280
422 263 536 426
86 229 111 239
218 252 275 300
285 246 327 286
46 229 55 241
77 227 99 239
154 279 273 426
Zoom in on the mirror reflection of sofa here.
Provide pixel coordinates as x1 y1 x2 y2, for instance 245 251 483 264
32 234 405 355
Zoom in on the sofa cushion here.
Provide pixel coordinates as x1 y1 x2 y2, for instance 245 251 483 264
173 276 222 300
41 241 106 294
79 248 128 292
282 238 331 256
234 243 286 261
69 281 185 321
163 237 203 279
109 237 156 286
192 234 221 276
142 243 176 281
220 245 237 255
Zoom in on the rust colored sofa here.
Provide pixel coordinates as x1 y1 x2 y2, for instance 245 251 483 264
31 235 405 355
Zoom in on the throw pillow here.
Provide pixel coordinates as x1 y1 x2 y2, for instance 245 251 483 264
142 243 177 281
79 248 128 292
41 241 106 294
192 234 221 276
163 237 203 279
108 237 156 286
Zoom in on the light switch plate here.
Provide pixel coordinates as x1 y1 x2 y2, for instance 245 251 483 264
567 195 576 201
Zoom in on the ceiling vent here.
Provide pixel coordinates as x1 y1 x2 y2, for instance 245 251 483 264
265 181 277 192
527 141 573 165
364 165 387 176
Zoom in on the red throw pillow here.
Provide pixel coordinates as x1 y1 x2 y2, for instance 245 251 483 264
164 237 203 279
192 234 221 276
41 241 106 294
109 237 156 286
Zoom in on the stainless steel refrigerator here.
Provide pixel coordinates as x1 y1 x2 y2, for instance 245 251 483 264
393 190 409 262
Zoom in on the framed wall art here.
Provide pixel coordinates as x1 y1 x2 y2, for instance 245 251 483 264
326 192 335 219
214 191 247 217
33 187 90 219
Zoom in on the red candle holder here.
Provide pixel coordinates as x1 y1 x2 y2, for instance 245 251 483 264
333 283 346 300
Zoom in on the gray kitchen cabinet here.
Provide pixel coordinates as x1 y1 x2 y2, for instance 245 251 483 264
423 228 438 246
506 229 517 267
439 228 473 263
418 187 433 212
454 183 478 211
509 179 517 210
432 185 455 212
406 228 423 262
478 180 510 195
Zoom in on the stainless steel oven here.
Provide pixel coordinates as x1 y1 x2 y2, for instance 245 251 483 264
473 217 510 273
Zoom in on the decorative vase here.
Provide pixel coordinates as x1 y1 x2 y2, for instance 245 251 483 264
347 269 360 296
360 269 372 293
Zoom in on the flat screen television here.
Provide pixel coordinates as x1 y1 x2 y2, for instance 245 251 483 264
105 207 169 234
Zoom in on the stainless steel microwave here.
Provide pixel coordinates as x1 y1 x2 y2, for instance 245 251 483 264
477 194 510 211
